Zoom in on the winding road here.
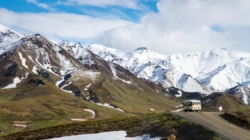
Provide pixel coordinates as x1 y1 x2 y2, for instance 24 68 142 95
172 112 250 140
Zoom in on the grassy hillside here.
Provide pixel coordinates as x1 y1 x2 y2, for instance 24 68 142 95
0 75 127 135
89 78 177 113
0 73 177 136
0 113 223 140
201 92 249 111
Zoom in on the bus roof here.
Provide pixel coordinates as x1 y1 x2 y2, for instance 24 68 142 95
183 100 201 103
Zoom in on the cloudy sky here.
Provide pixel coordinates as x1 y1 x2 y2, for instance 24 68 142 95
0 0 250 54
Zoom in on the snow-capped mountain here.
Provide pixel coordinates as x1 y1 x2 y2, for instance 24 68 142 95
0 24 23 46
199 58 250 91
87 44 250 94
0 33 86 89
0 25 172 114
87 44 211 93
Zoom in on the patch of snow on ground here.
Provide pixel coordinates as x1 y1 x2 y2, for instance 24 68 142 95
48 131 161 140
175 90 182 97
84 109 96 119
55 76 74 94
61 82 72 89
24 73 29 79
2 77 21 89
55 76 65 87
86 83 91 88
60 82 74 94
175 104 183 108
13 124 28 128
150 108 155 111
70 118 87 122
18 52 28 69
85 84 91 91
94 102 124 112
218 106 223 111
32 66 38 74
33 55 59 76
171 109 184 112
203 99 211 104
61 88 74 94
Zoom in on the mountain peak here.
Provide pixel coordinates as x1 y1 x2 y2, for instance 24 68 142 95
58 40 74 47
134 47 148 51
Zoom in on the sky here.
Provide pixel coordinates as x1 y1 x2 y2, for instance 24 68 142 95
0 0 250 55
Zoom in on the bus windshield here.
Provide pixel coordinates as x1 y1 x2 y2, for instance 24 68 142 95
183 101 192 106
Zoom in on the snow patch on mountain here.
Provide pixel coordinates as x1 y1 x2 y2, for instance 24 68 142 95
203 99 211 104
2 77 21 89
60 82 74 94
18 51 29 69
71 70 100 83
218 106 223 111
84 109 96 119
175 90 182 97
110 63 131 84
225 85 250 105
92 102 124 112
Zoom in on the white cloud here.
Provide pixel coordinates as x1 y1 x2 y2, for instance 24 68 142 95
27 0 55 11
94 0 250 54
1 0 250 55
59 0 140 9
0 8 130 42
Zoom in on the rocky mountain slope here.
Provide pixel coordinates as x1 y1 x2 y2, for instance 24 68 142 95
0 24 177 134
225 85 250 105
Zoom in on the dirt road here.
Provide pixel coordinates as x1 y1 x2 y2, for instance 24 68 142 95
172 112 250 140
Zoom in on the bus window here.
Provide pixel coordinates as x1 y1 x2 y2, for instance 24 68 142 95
183 101 192 106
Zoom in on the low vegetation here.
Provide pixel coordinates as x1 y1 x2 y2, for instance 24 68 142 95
221 109 250 130
0 113 222 140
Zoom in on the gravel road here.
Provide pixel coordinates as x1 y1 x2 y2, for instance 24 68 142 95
172 112 250 140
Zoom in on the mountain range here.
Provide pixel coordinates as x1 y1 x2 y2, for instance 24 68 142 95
83 44 250 105
1 24 250 106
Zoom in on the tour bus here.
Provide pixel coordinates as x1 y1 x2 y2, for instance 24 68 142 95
183 100 201 112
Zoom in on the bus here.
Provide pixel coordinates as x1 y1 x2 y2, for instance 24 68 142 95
183 100 201 112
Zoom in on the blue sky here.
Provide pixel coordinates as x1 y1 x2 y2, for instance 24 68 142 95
0 0 250 54
0 0 159 22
